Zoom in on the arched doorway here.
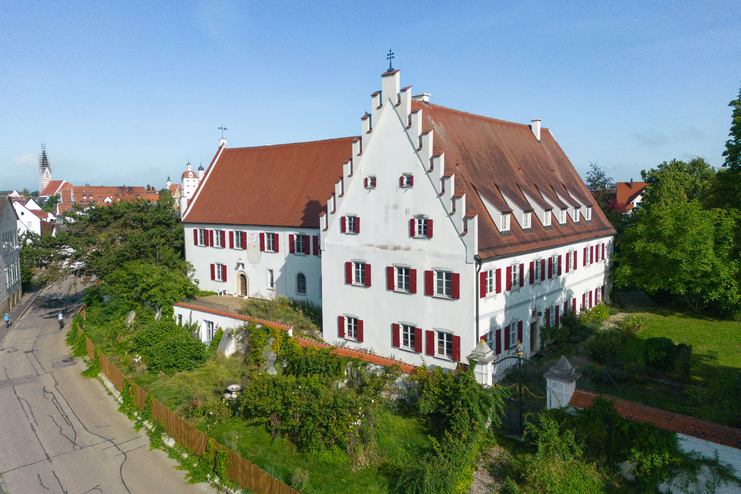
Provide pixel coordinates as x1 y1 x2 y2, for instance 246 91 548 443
239 273 249 297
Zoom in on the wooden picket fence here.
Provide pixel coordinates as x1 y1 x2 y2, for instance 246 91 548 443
75 310 298 494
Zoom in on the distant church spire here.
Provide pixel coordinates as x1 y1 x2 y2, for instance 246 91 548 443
38 143 53 193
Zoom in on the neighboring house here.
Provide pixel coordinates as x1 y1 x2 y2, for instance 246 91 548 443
183 70 615 370
39 180 72 202
182 137 355 305
0 195 22 315
178 162 204 215
165 177 183 211
616 180 646 214
12 199 43 236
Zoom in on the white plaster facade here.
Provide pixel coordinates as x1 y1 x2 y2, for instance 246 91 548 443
13 201 42 236
173 302 293 343
0 196 22 314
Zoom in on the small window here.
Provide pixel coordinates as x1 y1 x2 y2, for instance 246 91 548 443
265 233 276 252
509 323 518 348
214 229 223 247
296 273 307 295
400 174 414 188
205 321 215 341
510 264 520 288
354 262 367 286
198 229 206 245
501 213 510 232
396 267 410 292
346 317 359 339
574 210 580 223
483 270 495 296
551 255 559 278
559 210 567 224
543 211 552 227
411 218 433 238
346 216 359 234
235 231 244 249
534 260 542 282
437 331 453 359
522 212 531 229
401 324 416 350
436 271 452 298
214 263 225 281
365 176 377 189
295 234 307 254
585 207 592 221
267 269 274 290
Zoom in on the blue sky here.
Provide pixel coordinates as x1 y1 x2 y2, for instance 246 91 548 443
1 0 739 193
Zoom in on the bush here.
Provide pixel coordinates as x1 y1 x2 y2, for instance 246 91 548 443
579 303 610 327
619 313 648 336
643 337 691 377
588 329 625 365
147 331 207 375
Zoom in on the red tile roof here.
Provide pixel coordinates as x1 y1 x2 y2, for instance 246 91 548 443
183 137 357 228
174 302 293 332
570 389 741 449
294 337 417 374
616 181 646 211
68 186 160 205
414 101 616 259
39 180 72 197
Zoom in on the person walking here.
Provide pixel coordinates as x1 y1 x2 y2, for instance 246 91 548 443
58 311 64 329
4 313 9 328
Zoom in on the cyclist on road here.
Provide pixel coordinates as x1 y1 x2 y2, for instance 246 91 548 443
58 312 64 329
4 313 9 328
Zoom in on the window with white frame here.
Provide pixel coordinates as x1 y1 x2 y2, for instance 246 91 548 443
205 320 215 341
586 207 592 221
265 232 276 252
296 273 307 295
400 174 413 188
235 231 244 249
344 215 359 234
511 264 520 288
364 176 376 189
295 234 307 254
522 212 532 229
215 263 225 281
509 323 518 348
551 255 559 278
437 331 453 359
267 269 274 290
412 217 432 238
354 262 367 286
214 229 223 247
401 324 416 350
550 308 556 326
534 260 542 281
574 210 580 223
396 267 410 292
485 329 497 350
198 228 206 245
346 317 359 340
500 213 510 232
543 211 552 227
559 210 567 224
483 269 495 295
436 270 452 297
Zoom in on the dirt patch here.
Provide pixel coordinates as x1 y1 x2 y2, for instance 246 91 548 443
469 444 510 494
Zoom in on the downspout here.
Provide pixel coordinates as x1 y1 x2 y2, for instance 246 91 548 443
474 254 482 342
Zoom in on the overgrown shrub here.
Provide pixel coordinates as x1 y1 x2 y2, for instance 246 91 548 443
240 295 321 337
643 337 691 377
588 329 625 365
579 303 610 327
619 313 648 336
147 331 206 375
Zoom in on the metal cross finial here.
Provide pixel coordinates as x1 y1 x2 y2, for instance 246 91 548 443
218 125 228 139
387 49 394 71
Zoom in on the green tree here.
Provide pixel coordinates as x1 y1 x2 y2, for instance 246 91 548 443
709 84 741 211
586 162 613 210
42 194 60 213
640 158 715 211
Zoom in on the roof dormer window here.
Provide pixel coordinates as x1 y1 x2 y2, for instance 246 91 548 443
522 212 531 230
543 211 551 227
559 210 567 224
585 207 592 221
501 213 510 232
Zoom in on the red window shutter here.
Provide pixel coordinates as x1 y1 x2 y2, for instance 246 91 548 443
548 258 553 279
545 308 550 326
392 324 400 348
541 259 546 280
222 264 227 282
345 262 352 284
387 267 394 290
313 235 319 256
582 293 586 309
590 246 594 264
583 247 587 266
589 291 593 308
242 231 247 250
601 285 605 301
426 330 435 356
480 271 487 298
409 218 415 237
504 325 510 350
496 268 502 294
338 316 345 338
427 219 433 238
573 297 577 315
410 269 417 294
410 175 414 186
210 264 215 280
204 230 209 246
274 234 279 253
425 270 434 296
558 255 562 276
519 264 524 287
400 176 404 187
356 217 360 234
564 302 568 317
506 266 512 291
229 231 234 249
259 233 265 251
451 273 460 299
364 264 371 287
517 321 523 344
303 235 310 253
221 230 226 248
415 327 423 353
565 253 570 273
193 229 199 246
555 305 560 326
364 177 369 188
529 262 534 284
289 234 295 253
573 250 578 270
357 320 364 343
341 216 346 233
495 329 502 355
209 230 214 246
452 335 461 362
602 243 605 260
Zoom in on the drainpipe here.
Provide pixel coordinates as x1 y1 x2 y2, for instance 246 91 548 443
474 255 482 342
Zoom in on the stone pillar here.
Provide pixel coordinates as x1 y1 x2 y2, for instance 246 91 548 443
544 356 581 410
467 339 496 387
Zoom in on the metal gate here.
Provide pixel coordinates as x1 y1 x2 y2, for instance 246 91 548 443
493 352 547 438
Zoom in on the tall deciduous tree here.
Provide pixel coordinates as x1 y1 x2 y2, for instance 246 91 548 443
709 84 741 210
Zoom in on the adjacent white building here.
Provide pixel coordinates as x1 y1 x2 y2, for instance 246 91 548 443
183 70 615 367
1 195 22 314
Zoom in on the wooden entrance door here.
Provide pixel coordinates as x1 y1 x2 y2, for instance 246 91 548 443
239 274 248 296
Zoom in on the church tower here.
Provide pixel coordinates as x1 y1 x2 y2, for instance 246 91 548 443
38 144 53 193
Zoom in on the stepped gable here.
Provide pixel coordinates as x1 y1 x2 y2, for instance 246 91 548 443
184 137 357 228
414 101 616 259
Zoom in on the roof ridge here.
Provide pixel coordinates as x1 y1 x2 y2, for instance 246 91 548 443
415 101 543 129
226 135 360 151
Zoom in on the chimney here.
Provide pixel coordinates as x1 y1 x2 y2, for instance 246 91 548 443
412 93 430 104
630 178 633 189
531 119 541 141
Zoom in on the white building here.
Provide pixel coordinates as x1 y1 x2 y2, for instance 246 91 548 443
183 70 615 367
1 195 22 314
13 200 43 236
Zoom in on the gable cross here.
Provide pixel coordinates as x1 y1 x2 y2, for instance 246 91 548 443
218 125 228 139
386 49 394 71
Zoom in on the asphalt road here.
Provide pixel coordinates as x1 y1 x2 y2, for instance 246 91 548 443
0 277 215 494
